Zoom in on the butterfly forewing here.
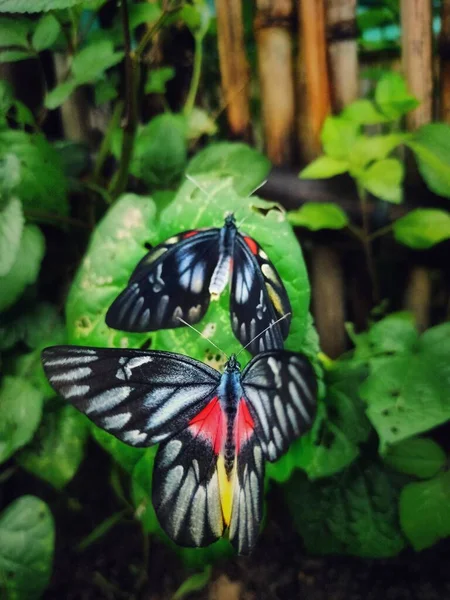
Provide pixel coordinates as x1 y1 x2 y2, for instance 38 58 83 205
105 229 220 332
41 346 220 446
241 351 317 462
231 234 292 355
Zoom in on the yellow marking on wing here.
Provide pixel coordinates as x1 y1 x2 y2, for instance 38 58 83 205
266 282 284 315
143 247 167 264
217 455 233 526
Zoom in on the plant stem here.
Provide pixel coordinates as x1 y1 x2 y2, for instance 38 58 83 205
24 209 90 229
357 183 380 303
184 33 203 115
368 223 394 242
134 2 183 60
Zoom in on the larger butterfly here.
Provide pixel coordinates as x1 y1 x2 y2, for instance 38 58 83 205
105 215 291 356
42 345 317 554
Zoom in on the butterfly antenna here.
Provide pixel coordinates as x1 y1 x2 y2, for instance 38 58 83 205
177 317 229 360
248 179 268 198
235 313 292 358
185 173 209 196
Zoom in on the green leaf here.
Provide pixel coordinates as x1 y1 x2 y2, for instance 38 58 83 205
285 461 406 557
0 376 43 463
14 348 56 399
145 66 175 94
172 565 212 600
360 322 450 453
0 130 68 215
406 123 450 199
342 99 389 125
360 158 404 204
288 203 348 231
131 448 160 534
375 72 420 119
0 49 34 62
0 16 31 47
32 14 60 51
186 107 218 140
0 0 88 12
66 193 158 348
349 133 407 170
393 208 450 249
0 225 45 312
186 142 271 196
0 197 23 277
45 80 77 109
17 404 89 489
93 427 145 473
353 312 418 360
0 496 54 599
94 77 118 106
320 116 360 161
72 39 124 84
0 302 65 351
129 2 161 29
384 438 446 479
400 471 450 550
300 156 349 179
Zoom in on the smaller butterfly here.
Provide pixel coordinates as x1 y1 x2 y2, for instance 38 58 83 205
42 345 317 554
105 214 291 356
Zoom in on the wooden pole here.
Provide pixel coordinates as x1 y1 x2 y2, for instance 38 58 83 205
215 0 251 140
297 0 331 162
440 0 450 123
254 0 296 165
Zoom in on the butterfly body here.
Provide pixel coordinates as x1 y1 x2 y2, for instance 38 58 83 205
42 346 317 554
105 215 292 355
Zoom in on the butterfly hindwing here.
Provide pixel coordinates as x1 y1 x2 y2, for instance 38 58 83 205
41 346 220 447
105 229 220 332
230 234 292 355
241 351 317 461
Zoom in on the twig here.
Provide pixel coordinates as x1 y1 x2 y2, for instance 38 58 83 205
184 32 203 115
358 184 380 303
368 223 394 242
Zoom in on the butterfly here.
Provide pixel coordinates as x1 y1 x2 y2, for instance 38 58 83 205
105 214 292 356
41 345 317 554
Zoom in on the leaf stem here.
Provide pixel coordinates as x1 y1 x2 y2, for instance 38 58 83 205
184 33 203 115
368 223 394 242
24 209 90 230
357 183 380 303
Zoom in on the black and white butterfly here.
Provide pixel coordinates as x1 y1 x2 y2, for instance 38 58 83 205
42 345 317 554
105 215 291 356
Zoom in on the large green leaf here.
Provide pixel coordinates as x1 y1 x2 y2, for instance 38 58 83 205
17 404 89 489
0 197 23 277
393 208 450 249
383 437 446 479
0 131 68 215
0 225 45 312
360 322 450 453
0 302 65 351
0 496 54 600
186 142 271 196
0 0 86 11
284 461 406 557
0 376 44 464
66 193 159 348
400 471 450 550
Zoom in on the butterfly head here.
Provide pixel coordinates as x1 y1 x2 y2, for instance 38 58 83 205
224 213 236 228
225 354 241 373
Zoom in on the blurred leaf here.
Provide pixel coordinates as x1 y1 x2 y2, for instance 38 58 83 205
172 565 212 600
360 322 450 453
300 156 349 179
129 2 161 28
145 66 175 94
186 142 271 196
0 16 31 47
406 123 450 198
342 99 389 125
32 13 60 51
375 72 419 119
384 438 446 479
399 471 450 550
66 193 158 348
0 496 54 599
360 158 404 204
0 225 45 312
0 302 65 351
0 0 91 11
349 133 407 170
0 376 43 464
17 405 89 489
0 197 23 277
131 448 160 533
0 49 34 62
14 348 56 399
94 77 118 105
285 461 406 557
45 80 77 109
72 39 124 84
393 208 450 249
353 312 418 360
186 107 217 140
357 7 395 31
321 116 359 161
0 130 68 214
288 203 348 231
93 427 145 473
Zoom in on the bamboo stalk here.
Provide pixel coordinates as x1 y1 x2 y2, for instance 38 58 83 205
404 266 431 332
440 0 450 122
215 0 251 139
400 0 433 129
254 0 295 164
297 0 331 162
325 0 359 110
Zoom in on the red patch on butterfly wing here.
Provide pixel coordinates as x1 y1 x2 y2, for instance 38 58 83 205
188 397 226 454
243 236 258 255
183 230 199 239
235 399 255 453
